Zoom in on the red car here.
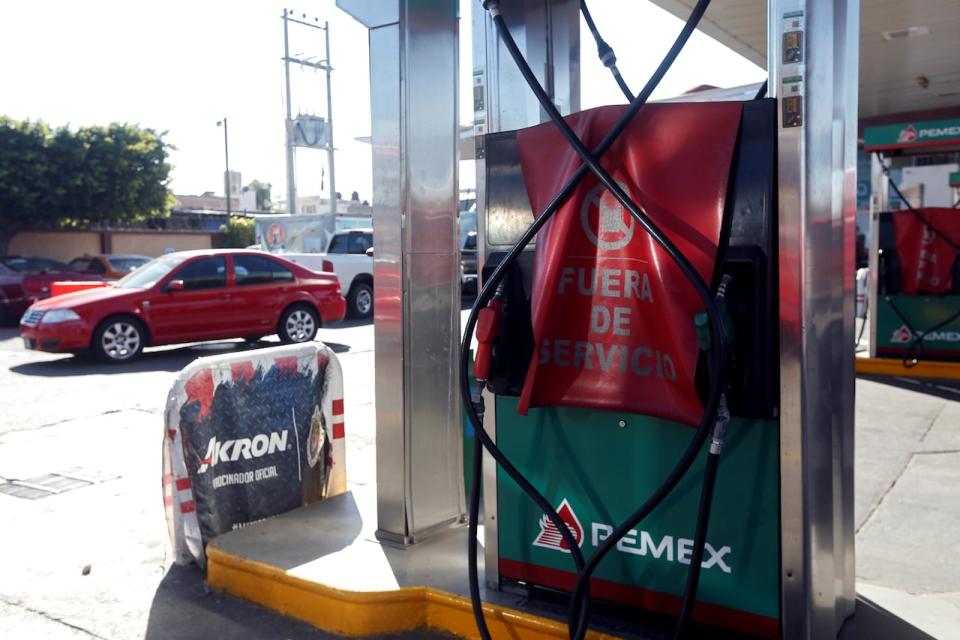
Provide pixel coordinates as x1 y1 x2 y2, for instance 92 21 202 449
0 256 102 325
19 250 346 363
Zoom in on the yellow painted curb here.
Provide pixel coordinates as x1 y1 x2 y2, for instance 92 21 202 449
206 545 618 639
855 356 960 380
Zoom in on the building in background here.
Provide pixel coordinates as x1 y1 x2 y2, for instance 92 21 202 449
173 191 240 212
279 194 372 216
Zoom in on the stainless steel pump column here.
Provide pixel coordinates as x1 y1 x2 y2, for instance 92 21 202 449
338 0 464 544
770 0 859 637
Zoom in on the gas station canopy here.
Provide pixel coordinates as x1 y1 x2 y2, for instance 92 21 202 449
652 0 960 118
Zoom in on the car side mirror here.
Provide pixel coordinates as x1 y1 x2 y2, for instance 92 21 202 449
166 279 185 292
365 247 374 257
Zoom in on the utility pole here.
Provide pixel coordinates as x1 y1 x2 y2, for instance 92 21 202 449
283 9 297 214
324 20 336 218
217 118 231 216
282 10 336 235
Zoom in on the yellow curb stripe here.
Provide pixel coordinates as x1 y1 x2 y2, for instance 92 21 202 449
207 545 618 639
855 356 960 380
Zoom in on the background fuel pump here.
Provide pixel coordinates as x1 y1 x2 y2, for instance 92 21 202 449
462 1 781 636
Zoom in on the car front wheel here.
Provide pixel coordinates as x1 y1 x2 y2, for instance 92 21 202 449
93 317 145 363
279 305 319 344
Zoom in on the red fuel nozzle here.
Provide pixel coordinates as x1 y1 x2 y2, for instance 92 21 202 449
473 295 504 384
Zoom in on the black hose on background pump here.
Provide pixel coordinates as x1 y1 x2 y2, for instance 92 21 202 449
580 0 634 102
461 1 730 638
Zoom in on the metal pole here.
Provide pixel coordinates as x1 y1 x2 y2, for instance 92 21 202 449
283 9 298 214
771 0 858 636
223 117 231 216
325 21 337 222
338 0 464 545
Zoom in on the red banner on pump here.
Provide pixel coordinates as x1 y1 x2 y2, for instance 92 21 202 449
893 209 960 295
515 102 743 427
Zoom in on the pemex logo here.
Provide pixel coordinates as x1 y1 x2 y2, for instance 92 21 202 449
532 498 584 552
580 180 635 251
897 125 918 144
890 325 913 344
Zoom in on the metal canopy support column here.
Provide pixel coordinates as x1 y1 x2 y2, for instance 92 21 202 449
770 0 858 637
471 0 580 588
338 0 464 544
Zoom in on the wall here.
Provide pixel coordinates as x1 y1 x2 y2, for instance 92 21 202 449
110 232 213 256
8 230 216 261
8 231 101 261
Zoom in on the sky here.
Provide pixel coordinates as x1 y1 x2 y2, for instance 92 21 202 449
0 0 765 205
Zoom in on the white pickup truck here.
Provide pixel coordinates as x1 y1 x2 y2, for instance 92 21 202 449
283 229 374 319
254 216 374 319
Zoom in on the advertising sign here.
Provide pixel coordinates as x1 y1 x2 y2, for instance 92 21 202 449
514 102 743 426
864 118 960 152
163 343 346 566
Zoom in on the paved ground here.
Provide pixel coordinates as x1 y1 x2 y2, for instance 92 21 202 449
0 321 453 640
0 315 958 639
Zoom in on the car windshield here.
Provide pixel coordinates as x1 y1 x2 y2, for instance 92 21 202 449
1 257 69 272
115 255 186 289
107 256 151 272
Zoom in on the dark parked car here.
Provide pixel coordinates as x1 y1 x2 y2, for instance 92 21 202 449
0 256 101 324
20 250 346 363
461 231 478 294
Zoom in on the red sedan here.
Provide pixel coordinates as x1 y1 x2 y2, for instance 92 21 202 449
19 250 346 363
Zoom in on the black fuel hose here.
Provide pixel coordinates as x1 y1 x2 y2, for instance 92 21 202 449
463 1 720 638
671 393 728 639
580 0 634 101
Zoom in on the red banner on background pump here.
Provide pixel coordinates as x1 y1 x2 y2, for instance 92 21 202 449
515 102 743 427
893 209 960 295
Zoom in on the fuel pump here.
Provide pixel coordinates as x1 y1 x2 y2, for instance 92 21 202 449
462 0 781 638
871 155 960 366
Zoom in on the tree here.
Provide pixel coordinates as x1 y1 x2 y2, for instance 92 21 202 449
248 179 273 212
219 216 255 248
0 117 172 253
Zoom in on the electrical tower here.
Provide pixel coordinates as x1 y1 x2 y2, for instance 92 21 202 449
282 8 336 221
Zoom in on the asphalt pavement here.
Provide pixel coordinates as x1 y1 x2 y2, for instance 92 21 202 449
0 321 452 640
0 315 958 639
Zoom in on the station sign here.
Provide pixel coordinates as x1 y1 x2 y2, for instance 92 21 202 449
864 118 960 152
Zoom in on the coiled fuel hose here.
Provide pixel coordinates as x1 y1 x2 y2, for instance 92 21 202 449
461 1 729 638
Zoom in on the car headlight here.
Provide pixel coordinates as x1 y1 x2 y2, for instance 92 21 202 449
41 309 81 324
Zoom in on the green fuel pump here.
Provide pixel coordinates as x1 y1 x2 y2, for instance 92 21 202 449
461 0 783 637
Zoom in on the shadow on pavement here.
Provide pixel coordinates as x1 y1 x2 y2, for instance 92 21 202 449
333 317 373 328
145 563 454 640
839 594 935 640
8 339 351 377
858 374 960 402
